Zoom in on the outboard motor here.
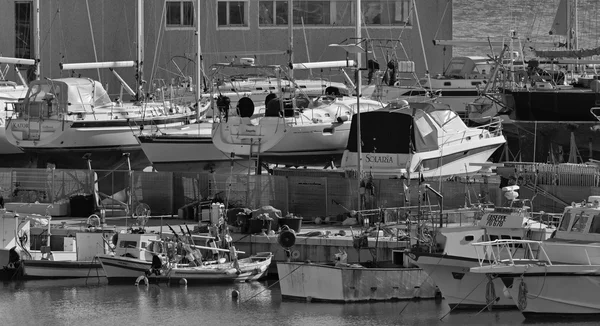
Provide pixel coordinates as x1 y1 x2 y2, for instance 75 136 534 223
145 254 163 276
8 246 21 268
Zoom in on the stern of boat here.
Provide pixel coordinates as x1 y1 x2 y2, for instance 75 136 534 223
212 117 287 157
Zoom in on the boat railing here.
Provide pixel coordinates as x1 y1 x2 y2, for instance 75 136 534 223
472 239 550 267
475 116 503 136
472 239 600 267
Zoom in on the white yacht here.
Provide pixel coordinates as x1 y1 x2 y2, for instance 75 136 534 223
341 101 506 179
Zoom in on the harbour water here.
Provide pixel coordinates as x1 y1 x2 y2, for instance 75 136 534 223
1 278 596 326
4 1 600 325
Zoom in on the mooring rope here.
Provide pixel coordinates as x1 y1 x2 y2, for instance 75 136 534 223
241 264 302 304
439 274 489 321
398 255 444 316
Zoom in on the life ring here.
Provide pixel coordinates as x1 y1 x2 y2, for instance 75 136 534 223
135 275 149 286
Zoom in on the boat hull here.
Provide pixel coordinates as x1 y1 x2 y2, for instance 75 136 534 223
502 267 600 318
137 128 250 173
342 138 505 179
276 262 437 302
7 115 194 169
415 253 515 309
212 117 287 157
99 253 272 284
20 259 105 279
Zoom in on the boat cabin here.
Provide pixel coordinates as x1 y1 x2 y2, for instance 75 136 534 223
14 78 112 121
554 196 600 242
112 232 160 262
434 187 554 259
419 56 493 89
341 101 502 177
528 196 600 264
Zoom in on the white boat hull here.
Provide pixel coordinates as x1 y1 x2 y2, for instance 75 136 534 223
415 254 515 309
21 259 105 279
212 116 287 157
276 262 437 302
99 253 272 284
499 265 600 318
343 136 505 179
0 86 28 154
137 123 251 173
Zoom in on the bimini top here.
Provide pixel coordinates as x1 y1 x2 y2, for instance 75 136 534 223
23 78 112 112
442 56 493 78
347 102 468 154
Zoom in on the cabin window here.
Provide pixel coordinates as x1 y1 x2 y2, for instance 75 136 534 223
166 1 195 29
570 212 589 232
218 1 248 27
590 215 600 234
141 242 147 249
471 81 482 86
15 1 33 60
489 235 498 241
119 241 138 248
558 211 573 231
464 235 474 241
444 82 451 86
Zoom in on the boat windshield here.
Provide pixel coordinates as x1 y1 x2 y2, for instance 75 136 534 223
26 83 61 103
558 210 573 231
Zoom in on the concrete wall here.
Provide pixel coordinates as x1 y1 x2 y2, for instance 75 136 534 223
0 0 452 96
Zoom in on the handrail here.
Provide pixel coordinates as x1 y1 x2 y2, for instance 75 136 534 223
471 239 600 268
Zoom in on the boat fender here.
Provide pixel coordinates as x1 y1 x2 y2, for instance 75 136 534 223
179 278 187 286
278 228 296 248
135 275 149 286
232 290 240 300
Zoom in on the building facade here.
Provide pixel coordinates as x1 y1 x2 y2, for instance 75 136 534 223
0 0 452 97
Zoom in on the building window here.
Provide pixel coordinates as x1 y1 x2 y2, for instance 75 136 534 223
218 1 248 27
259 1 289 26
362 0 411 26
258 1 411 27
166 1 195 28
15 1 32 59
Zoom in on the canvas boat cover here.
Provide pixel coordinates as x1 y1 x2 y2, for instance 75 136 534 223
25 77 112 112
347 102 468 154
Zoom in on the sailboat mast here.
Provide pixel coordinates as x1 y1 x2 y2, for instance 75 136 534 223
136 0 144 101
573 0 578 50
196 0 202 105
356 0 362 210
288 0 294 80
33 0 40 80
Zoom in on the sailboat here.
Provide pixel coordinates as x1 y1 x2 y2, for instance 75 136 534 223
0 0 41 156
499 0 600 162
0 58 32 155
4 0 199 170
137 0 351 172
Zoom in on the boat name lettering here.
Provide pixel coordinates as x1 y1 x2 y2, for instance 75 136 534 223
365 154 394 164
12 123 29 130
486 214 506 227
